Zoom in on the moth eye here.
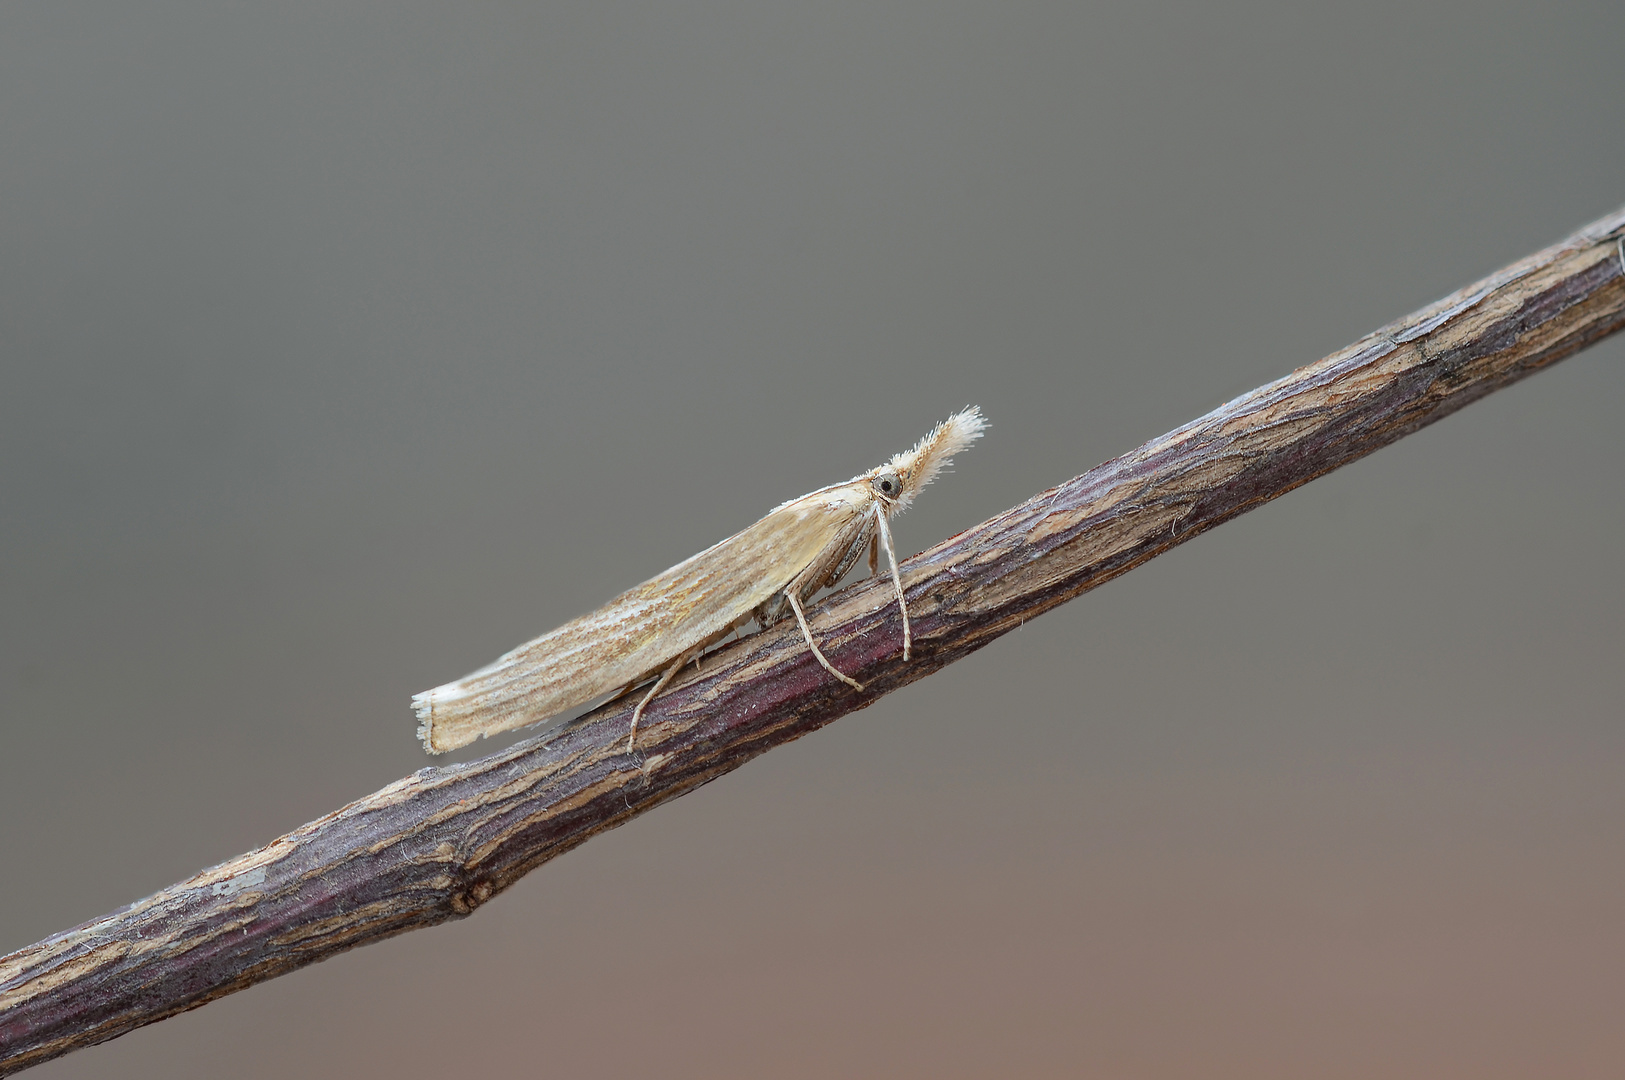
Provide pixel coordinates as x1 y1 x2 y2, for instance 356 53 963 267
875 474 899 496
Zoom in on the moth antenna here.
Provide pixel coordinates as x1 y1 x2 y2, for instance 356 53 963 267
874 502 911 660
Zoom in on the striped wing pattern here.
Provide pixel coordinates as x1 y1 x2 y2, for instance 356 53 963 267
416 486 866 752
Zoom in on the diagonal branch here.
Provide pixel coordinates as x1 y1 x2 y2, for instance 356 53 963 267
4 207 1624 1075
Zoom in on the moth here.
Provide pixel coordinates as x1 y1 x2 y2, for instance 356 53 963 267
414 407 986 754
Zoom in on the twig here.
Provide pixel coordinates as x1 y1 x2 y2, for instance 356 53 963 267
3 206 1624 1075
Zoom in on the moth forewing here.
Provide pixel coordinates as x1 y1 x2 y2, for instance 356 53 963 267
414 497 847 753
414 406 986 755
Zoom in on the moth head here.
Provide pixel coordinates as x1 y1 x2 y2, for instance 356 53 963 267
872 406 987 515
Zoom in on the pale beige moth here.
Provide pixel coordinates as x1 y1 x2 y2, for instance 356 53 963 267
414 407 986 754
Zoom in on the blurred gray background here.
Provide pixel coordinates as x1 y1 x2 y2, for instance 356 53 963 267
3 2 1622 1077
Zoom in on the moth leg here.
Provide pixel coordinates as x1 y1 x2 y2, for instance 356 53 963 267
873 503 911 660
627 622 741 752
786 587 864 691
868 533 879 575
629 649 694 752
756 517 870 637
